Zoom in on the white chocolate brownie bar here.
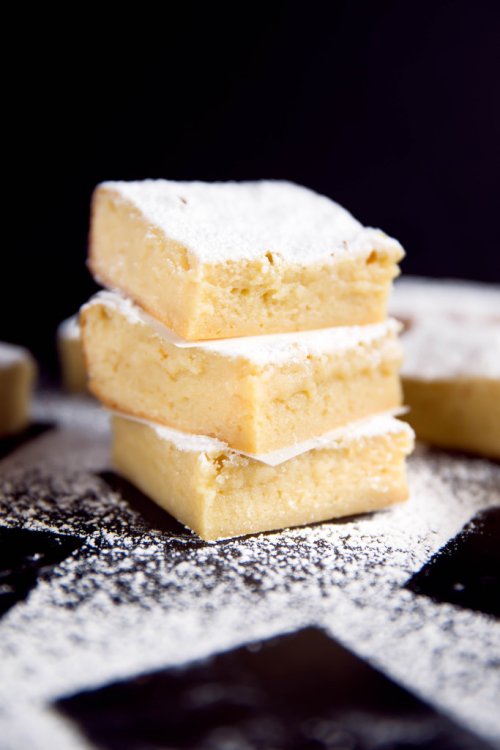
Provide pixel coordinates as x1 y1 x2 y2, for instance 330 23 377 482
0 342 36 437
89 180 404 340
81 291 403 454
390 277 500 459
57 315 87 393
111 412 414 541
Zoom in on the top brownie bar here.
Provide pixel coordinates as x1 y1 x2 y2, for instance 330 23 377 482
89 180 404 341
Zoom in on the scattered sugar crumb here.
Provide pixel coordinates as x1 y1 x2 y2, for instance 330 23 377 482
0 392 499 749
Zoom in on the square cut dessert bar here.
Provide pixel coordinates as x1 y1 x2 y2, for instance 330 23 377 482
57 315 87 393
391 278 500 459
111 412 414 541
89 180 404 340
81 291 403 454
0 342 37 437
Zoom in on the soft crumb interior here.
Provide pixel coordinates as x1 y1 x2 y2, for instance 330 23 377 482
82 303 403 453
82 304 255 450
195 252 400 338
201 430 412 539
112 415 413 541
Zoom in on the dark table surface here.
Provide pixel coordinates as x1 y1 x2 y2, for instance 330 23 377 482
0 393 499 750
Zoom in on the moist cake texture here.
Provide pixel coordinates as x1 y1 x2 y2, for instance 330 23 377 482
81 291 403 453
89 180 404 340
0 342 36 437
391 277 500 458
111 412 414 541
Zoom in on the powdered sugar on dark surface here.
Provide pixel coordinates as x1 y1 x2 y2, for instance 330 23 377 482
0 392 499 749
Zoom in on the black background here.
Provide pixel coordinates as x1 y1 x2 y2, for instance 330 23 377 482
5 1 499 364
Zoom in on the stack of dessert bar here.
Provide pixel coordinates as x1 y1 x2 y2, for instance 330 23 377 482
390 278 500 459
81 180 413 540
57 315 87 393
0 342 36 438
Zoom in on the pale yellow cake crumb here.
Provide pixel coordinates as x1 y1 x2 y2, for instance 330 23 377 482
81 292 403 453
111 413 414 541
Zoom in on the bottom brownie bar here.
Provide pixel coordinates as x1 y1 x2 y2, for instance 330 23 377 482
390 277 500 459
110 412 414 541
57 315 88 393
0 343 36 437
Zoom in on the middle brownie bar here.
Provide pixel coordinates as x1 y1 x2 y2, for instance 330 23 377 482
81 291 403 454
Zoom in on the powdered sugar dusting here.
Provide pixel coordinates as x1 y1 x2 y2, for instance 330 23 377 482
391 277 500 379
117 409 413 467
0 341 33 368
57 315 80 341
391 277 500 320
401 317 500 379
85 290 403 365
99 179 404 264
0 393 499 748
